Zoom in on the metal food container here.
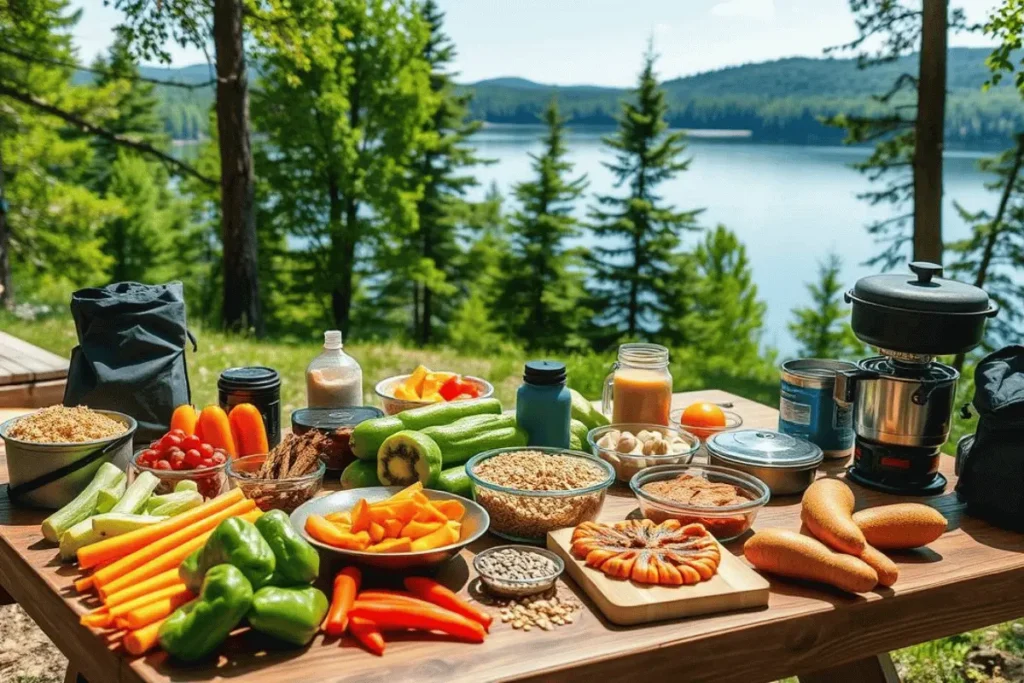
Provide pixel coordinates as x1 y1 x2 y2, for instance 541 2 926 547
1 410 137 509
779 359 857 459
706 429 822 496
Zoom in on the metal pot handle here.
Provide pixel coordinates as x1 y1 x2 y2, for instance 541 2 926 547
834 368 880 406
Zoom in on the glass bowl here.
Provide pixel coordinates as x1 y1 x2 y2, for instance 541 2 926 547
466 446 615 545
587 423 700 483
227 453 326 512
374 374 494 415
629 464 769 542
130 449 229 500
670 407 744 458
474 545 565 598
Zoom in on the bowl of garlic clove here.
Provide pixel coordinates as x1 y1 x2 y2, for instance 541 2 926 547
587 423 700 483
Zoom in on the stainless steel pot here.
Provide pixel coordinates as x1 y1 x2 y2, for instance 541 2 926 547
706 429 823 496
834 358 958 449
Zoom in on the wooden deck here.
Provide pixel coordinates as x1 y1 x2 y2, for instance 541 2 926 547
0 332 68 408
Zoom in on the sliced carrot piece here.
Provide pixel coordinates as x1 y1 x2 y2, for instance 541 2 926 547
349 616 385 656
80 612 112 629
411 494 449 524
306 515 371 550
383 518 404 538
326 511 352 524
368 522 385 543
123 616 172 656
350 499 372 533
399 520 443 540
366 538 412 553
433 500 466 521
410 522 459 552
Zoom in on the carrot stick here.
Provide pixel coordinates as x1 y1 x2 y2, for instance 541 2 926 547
404 577 493 631
80 612 112 629
75 575 95 593
123 614 176 656
324 566 361 636
349 616 384 656
78 489 244 569
108 584 190 620
357 589 417 602
103 569 181 609
349 600 486 643
91 498 255 589
115 589 194 631
98 509 261 598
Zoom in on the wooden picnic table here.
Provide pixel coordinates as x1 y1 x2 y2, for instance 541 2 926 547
0 331 68 408
1 389 1022 683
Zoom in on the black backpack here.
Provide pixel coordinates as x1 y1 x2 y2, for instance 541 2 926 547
956 345 1024 531
64 282 196 446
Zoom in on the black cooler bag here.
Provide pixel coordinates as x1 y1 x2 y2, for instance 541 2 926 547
64 282 195 446
956 345 1024 531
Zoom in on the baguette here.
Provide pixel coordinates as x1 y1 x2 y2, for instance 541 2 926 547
800 478 866 555
744 528 878 593
851 504 947 550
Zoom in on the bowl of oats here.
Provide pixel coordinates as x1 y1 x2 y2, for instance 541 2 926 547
0 405 136 509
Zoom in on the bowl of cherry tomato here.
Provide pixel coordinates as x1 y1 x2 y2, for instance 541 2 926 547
131 428 231 499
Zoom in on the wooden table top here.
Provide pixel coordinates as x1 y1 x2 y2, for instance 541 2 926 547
2 390 1023 683
0 332 68 386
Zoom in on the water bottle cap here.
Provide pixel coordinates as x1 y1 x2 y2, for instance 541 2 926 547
523 360 567 386
324 330 342 348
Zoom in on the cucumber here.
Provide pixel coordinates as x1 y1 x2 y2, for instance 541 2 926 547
394 398 502 431
146 491 203 517
351 416 405 461
569 433 583 452
377 431 443 487
91 513 167 537
569 389 609 431
41 462 125 543
434 465 471 498
174 480 199 493
59 518 102 561
570 419 591 453
94 479 128 514
429 425 527 467
340 459 381 489
111 471 160 514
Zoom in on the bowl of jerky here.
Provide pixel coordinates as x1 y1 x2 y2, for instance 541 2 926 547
227 430 327 512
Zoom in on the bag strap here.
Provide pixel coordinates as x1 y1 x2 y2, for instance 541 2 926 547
6 432 133 504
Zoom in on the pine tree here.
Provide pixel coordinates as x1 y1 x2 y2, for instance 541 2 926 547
588 45 701 346
497 99 589 350
788 253 864 359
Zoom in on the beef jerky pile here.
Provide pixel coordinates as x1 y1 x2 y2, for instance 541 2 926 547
258 430 329 479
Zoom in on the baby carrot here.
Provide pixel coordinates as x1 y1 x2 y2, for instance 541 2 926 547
123 613 177 656
115 589 194 631
349 616 384 656
404 577 493 631
103 568 181 609
324 566 361 636
349 600 486 643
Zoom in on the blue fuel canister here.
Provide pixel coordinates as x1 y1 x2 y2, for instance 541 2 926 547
778 359 856 459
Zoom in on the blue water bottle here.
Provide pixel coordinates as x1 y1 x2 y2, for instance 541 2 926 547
516 361 571 448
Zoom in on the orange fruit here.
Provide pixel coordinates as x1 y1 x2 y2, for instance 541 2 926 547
680 402 727 439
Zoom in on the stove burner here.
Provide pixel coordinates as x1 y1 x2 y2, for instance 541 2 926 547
847 437 947 496
877 348 935 365
860 355 959 382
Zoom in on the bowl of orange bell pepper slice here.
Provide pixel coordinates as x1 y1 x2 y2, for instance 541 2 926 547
290 482 490 570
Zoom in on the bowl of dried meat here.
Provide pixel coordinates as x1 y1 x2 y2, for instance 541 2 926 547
629 464 769 542
227 430 327 512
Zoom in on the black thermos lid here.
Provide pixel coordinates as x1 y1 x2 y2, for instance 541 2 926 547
523 360 567 386
218 366 281 393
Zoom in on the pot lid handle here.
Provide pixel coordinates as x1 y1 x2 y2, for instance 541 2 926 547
909 261 943 284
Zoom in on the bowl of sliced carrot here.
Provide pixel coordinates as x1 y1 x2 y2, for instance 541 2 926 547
291 482 489 570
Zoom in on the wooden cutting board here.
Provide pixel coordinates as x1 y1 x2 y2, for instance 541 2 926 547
547 527 770 626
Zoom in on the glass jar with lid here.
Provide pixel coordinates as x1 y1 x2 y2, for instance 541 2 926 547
601 343 673 426
306 330 363 408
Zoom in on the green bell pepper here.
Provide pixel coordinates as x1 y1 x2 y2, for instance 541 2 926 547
179 547 203 594
255 509 320 587
247 585 329 647
159 564 253 662
196 517 276 590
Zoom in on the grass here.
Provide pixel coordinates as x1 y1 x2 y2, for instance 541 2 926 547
3 314 1020 681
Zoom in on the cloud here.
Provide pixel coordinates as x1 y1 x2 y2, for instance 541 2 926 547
654 22 672 36
710 0 776 20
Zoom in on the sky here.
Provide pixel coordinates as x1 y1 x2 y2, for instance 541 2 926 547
73 0 1001 86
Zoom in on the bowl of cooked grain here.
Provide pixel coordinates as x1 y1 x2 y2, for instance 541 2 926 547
465 447 615 545
0 405 136 509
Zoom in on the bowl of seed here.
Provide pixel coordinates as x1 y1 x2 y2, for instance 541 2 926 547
465 447 614 544
474 545 565 598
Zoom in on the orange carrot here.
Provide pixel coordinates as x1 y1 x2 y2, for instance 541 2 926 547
74 576 95 593
365 538 411 553
228 403 269 457
103 569 181 609
77 489 244 570
349 600 486 643
324 566 361 636
124 615 175 656
169 405 199 437
108 584 190 620
196 405 237 457
349 499 371 533
306 515 371 550
91 498 255 588
356 589 416 602
349 616 384 656
115 589 194 631
404 577 493 631
99 509 261 598
80 612 112 629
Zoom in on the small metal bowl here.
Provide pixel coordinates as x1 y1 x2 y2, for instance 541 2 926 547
289 486 490 571
705 429 823 496
374 374 494 415
474 544 564 598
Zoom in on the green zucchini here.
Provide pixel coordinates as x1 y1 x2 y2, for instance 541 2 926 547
395 398 502 431
350 416 405 461
377 431 443 487
146 490 203 517
111 471 160 515
570 419 591 453
569 389 609 431
430 425 527 467
41 463 125 543
94 478 127 514
569 433 583 452
434 466 471 498
340 459 381 489
91 513 167 537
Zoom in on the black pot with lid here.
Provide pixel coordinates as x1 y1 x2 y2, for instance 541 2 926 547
847 261 998 356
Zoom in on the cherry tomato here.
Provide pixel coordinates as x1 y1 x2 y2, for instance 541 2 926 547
199 443 215 458
199 458 214 469
170 428 187 439
183 449 202 469
160 434 182 451
211 451 227 465
153 460 172 471
140 448 159 461
168 452 187 470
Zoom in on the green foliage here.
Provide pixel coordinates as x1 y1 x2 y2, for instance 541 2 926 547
788 253 864 359
984 0 1024 93
496 99 590 350
588 46 701 346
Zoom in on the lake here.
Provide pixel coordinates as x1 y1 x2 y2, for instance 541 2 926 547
465 124 992 356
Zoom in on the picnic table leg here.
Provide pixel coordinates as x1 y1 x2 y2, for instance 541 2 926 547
63 666 87 683
798 653 899 683
0 584 13 605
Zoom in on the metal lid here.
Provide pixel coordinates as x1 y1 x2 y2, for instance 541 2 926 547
850 262 991 314
707 429 823 469
291 406 383 431
218 366 281 392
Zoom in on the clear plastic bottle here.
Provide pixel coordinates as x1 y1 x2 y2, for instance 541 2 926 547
306 330 363 408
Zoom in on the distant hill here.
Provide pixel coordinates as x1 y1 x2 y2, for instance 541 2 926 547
80 47 1021 146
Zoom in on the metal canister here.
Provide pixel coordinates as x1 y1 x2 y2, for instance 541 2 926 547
218 367 282 448
779 359 857 459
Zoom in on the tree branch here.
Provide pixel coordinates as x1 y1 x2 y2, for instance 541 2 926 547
0 44 216 89
0 83 217 186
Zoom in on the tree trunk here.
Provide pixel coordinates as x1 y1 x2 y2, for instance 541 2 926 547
0 144 12 309
913 0 947 265
330 197 358 337
213 0 263 335
419 210 433 345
